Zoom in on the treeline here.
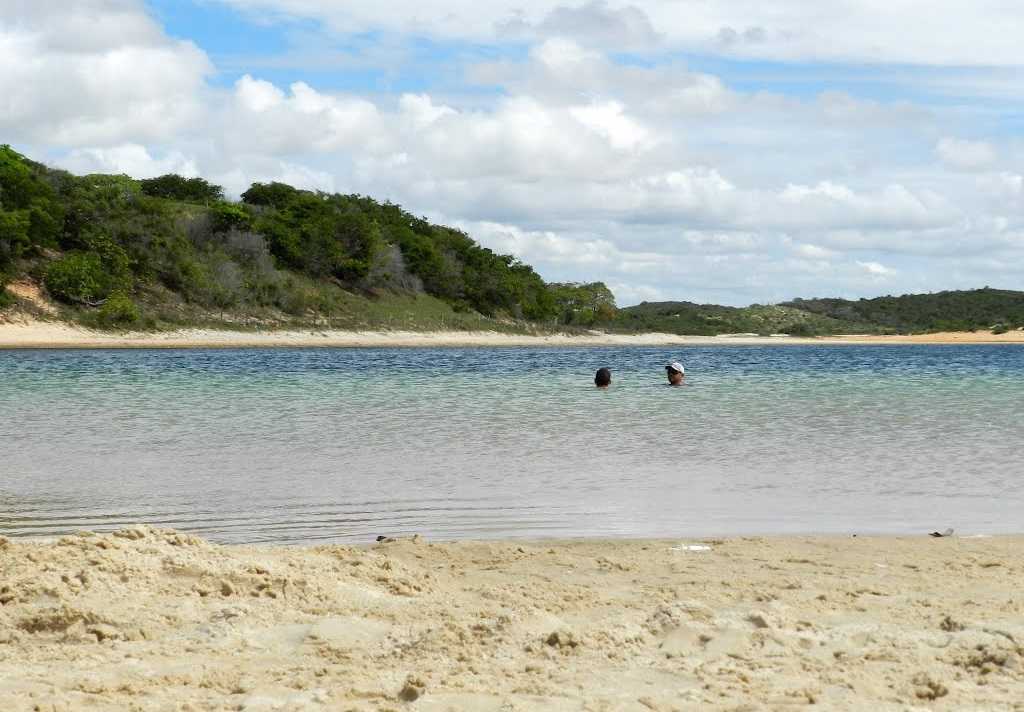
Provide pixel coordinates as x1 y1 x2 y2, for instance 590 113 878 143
782 291 1024 333
4 146 1022 334
612 289 1024 337
0 145 612 327
606 300 867 337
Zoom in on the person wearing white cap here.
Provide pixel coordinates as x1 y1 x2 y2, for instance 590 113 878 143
665 361 685 386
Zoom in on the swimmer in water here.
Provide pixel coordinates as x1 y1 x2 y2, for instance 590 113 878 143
665 361 685 386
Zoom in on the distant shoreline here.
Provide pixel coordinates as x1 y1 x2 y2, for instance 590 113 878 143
2 319 1023 349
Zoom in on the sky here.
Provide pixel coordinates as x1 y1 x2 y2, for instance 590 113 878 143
2 1 1023 306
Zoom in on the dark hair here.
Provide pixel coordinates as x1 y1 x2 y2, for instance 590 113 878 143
594 367 612 387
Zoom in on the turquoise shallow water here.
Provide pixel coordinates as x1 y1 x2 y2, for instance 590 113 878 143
2 345 1023 543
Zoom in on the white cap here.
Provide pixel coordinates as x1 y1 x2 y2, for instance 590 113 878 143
666 361 685 375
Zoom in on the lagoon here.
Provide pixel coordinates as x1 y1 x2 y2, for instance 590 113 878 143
2 345 1022 543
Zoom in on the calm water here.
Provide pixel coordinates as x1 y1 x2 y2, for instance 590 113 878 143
2 346 1023 544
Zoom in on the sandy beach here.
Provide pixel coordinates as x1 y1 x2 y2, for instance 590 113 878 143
1 318 1023 349
2 528 1022 711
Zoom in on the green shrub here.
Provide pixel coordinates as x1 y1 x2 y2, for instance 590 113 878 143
992 323 1008 335
94 291 141 327
0 285 15 309
44 252 123 304
74 174 141 206
278 283 317 316
2 147 65 250
783 288 1024 333
140 174 223 203
241 181 299 209
28 201 62 246
550 282 617 325
0 209 30 268
783 322 816 337
209 202 251 233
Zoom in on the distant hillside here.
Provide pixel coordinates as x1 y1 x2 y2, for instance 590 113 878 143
612 290 1024 336
0 145 580 332
3 145 1022 336
609 301 873 336
782 289 1024 333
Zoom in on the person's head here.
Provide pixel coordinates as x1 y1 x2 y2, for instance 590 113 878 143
665 361 685 385
594 367 612 388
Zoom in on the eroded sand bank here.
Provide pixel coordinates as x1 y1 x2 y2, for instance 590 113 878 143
1 319 1023 349
2 528 1022 710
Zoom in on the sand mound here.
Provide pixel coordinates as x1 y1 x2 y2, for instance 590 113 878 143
2 529 1023 710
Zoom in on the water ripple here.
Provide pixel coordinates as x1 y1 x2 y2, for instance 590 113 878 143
2 345 1023 542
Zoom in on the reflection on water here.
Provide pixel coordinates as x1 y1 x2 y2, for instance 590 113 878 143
2 345 1023 543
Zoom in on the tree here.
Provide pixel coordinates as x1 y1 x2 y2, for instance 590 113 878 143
0 145 64 267
44 252 125 304
251 190 384 285
0 209 30 269
209 202 252 233
241 182 299 209
1 147 604 328
140 174 224 203
549 282 618 325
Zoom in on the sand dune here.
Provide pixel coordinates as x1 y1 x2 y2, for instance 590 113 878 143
1 318 1023 348
2 528 1022 710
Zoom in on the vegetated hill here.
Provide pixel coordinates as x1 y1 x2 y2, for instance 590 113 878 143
609 300 874 336
4 146 1022 336
783 289 1024 333
0 145 597 332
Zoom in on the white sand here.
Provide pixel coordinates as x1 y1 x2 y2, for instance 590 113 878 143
1 318 1023 349
2 527 1022 710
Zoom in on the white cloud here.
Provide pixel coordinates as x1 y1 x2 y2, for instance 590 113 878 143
473 38 734 118
607 282 669 305
999 173 1023 201
498 1 661 49
223 76 385 156
568 101 654 152
684 232 762 254
63 144 199 178
936 137 997 171
398 94 457 129
0 0 212 146
465 221 625 269
857 260 895 277
975 173 1024 218
772 182 954 230
214 1 1024 66
211 160 338 197
7 1 1024 306
235 75 286 112
791 243 837 260
533 35 601 70
815 91 924 126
